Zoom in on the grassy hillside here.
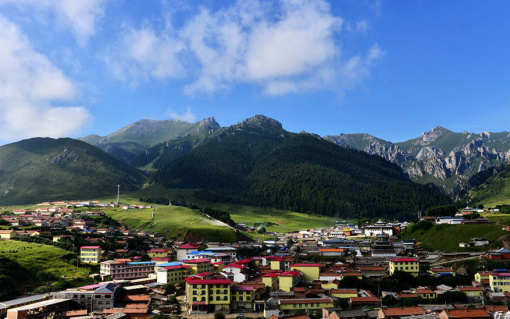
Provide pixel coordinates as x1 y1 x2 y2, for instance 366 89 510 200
467 163 510 207
104 205 239 242
0 241 91 298
0 138 146 205
153 116 451 219
133 185 339 234
401 222 508 252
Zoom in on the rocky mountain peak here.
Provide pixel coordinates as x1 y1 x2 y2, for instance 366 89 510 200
240 115 282 129
417 126 450 145
197 116 220 130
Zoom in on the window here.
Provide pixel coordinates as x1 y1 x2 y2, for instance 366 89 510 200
216 289 220 294
239 297 243 301
224 296 228 301
201 297 205 301
193 297 197 301
216 296 220 301
223 289 228 294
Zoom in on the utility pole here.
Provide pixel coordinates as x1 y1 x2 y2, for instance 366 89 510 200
116 184 120 204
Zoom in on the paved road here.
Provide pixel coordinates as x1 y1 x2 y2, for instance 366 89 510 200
430 255 482 266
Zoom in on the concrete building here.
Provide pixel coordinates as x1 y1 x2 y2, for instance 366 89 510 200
186 278 231 313
52 283 119 312
388 258 419 277
80 246 101 264
100 261 155 280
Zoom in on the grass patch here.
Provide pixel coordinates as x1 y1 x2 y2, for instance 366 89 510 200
0 240 90 293
104 205 238 242
401 223 507 252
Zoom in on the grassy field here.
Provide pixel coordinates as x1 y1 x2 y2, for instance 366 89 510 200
401 222 508 252
0 240 88 278
104 205 240 242
0 240 90 292
486 213 510 225
209 202 337 232
2 184 340 242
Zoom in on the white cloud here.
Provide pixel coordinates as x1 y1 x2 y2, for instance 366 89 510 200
0 0 105 45
104 0 380 96
102 25 185 86
167 107 196 123
0 16 91 142
245 1 341 80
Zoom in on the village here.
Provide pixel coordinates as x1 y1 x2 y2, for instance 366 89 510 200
2 203 510 319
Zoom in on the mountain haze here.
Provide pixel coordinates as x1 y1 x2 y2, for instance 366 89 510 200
325 127 510 197
0 138 146 205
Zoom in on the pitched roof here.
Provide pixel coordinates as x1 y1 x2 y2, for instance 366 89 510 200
279 298 332 304
443 309 490 318
187 279 231 285
389 258 418 262
290 263 321 267
178 243 200 249
382 307 424 316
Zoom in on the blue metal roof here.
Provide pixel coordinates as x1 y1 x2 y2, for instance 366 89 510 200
127 261 156 265
188 250 213 255
157 262 182 267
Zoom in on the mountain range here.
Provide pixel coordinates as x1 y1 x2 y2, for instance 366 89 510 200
1 114 508 214
325 127 510 198
0 138 146 205
151 115 450 219
81 117 510 199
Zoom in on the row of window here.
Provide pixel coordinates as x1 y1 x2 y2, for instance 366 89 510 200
192 296 229 301
192 284 228 289
232 296 250 301
492 281 510 285
192 289 229 295
291 303 321 308
393 266 416 271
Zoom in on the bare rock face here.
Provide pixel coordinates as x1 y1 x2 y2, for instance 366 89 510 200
326 126 510 198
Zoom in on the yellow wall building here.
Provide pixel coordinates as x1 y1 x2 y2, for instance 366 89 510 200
270 259 284 271
490 273 510 293
186 279 231 313
475 271 492 285
156 264 192 285
279 298 334 310
290 263 320 281
147 249 170 259
330 289 357 299
262 273 278 291
388 258 419 277
80 246 101 264
278 271 301 292
458 286 484 299
181 258 215 274
0 230 18 239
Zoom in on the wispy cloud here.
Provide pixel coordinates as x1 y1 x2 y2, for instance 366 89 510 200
0 0 106 46
104 0 381 96
0 16 91 142
167 107 196 123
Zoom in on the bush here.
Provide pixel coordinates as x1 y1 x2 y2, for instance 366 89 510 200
214 312 226 319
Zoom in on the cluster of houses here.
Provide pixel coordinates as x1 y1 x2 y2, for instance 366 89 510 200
6 237 510 319
3 206 510 319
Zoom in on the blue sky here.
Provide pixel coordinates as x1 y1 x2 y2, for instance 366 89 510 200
0 0 509 144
